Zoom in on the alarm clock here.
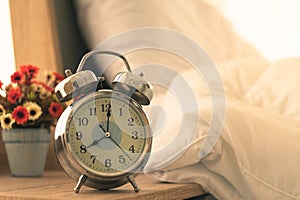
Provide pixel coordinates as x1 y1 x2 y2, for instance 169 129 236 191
54 51 153 193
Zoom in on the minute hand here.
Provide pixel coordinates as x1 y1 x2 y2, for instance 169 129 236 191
106 109 111 132
109 137 132 161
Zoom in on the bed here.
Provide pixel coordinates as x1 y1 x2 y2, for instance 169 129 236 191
72 0 300 199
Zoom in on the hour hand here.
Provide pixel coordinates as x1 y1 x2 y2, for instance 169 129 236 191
86 136 105 148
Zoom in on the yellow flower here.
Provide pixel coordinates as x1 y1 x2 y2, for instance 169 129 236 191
31 83 43 93
30 84 51 99
0 104 5 116
39 88 52 99
44 70 56 85
24 102 42 121
0 113 15 129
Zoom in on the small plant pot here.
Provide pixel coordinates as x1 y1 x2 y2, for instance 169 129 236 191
2 128 50 177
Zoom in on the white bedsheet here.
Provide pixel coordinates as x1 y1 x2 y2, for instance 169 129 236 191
147 96 300 199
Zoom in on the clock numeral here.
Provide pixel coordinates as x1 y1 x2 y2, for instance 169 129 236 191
105 159 111 168
89 107 96 116
128 118 134 126
101 103 111 112
78 117 88 126
119 108 123 116
80 145 87 154
131 131 138 140
75 131 82 140
90 155 97 164
119 155 125 164
129 145 135 153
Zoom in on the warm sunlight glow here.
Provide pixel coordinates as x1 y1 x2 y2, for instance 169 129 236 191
223 0 300 61
0 0 16 85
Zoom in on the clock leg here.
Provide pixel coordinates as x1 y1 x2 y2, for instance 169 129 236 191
127 175 140 193
74 174 88 193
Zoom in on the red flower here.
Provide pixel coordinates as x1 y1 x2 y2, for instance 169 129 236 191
12 106 29 124
11 71 24 84
20 65 39 80
7 86 22 104
0 80 3 88
48 102 63 117
53 72 64 81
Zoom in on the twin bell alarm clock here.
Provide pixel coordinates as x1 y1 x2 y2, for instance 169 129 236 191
54 51 153 193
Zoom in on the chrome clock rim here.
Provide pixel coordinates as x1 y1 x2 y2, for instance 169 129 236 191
54 90 152 190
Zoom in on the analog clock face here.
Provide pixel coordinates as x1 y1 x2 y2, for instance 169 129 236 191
66 92 150 176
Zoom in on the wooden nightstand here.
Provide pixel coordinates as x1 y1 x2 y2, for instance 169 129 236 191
0 171 205 200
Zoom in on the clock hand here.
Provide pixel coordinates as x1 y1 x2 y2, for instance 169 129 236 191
101 123 132 160
108 136 132 161
99 124 106 132
86 136 106 148
106 108 111 132
87 124 107 148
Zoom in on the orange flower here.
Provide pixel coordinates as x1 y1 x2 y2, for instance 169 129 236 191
12 106 29 125
7 86 22 104
48 102 63 117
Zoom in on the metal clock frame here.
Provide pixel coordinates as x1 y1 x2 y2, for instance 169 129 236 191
55 90 152 193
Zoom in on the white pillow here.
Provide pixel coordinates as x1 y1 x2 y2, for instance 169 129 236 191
245 57 300 120
74 0 263 63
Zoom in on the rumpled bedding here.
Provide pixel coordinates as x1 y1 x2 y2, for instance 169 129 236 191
74 0 300 199
143 58 300 200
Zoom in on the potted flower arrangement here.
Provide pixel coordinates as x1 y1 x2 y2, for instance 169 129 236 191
0 65 65 129
0 64 65 177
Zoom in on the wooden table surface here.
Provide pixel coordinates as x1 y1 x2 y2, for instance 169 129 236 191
0 171 205 200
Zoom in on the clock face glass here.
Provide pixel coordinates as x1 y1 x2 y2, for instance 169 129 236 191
66 92 150 176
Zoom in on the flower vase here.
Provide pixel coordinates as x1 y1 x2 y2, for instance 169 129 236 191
2 128 50 177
